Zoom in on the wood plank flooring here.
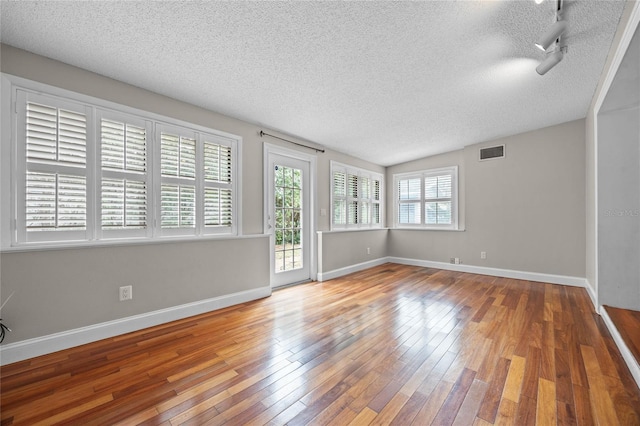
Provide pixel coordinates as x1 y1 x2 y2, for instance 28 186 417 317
2 264 640 425
604 305 640 368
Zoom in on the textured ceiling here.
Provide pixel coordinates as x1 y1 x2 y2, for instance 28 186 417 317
0 1 627 166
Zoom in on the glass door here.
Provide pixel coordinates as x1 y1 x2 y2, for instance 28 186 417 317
266 151 311 287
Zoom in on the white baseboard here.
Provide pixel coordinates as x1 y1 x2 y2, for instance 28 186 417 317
600 307 640 389
584 280 598 312
0 286 271 366
318 256 587 289
317 257 390 282
387 257 587 287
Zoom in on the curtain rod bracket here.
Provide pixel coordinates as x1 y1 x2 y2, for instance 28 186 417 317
260 130 325 153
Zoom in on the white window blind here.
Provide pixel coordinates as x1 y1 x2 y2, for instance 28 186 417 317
99 114 150 235
331 161 383 229
203 140 232 229
158 127 236 236
160 131 197 232
5 79 240 249
18 92 90 243
394 166 458 229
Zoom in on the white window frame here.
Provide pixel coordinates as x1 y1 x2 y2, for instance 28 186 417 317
393 166 459 230
330 161 384 230
97 109 153 240
1 74 241 250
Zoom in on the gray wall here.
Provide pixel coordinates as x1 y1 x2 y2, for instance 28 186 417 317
1 238 269 341
0 45 382 345
598 107 640 309
319 229 388 273
586 0 639 298
387 120 586 277
596 19 640 310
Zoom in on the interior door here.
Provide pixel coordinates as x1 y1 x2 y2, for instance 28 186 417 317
266 151 311 287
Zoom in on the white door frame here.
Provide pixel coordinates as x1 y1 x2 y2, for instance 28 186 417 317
263 143 317 286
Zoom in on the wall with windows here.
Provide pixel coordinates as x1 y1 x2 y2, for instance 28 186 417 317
0 44 382 348
387 119 586 278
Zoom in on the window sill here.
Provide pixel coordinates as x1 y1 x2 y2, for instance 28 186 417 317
392 227 466 232
321 228 390 234
1 233 267 253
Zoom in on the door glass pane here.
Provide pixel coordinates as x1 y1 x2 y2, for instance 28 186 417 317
274 165 303 273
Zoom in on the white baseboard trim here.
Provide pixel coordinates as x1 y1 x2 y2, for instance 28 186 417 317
584 280 598 312
600 307 640 389
0 286 272 366
317 257 390 282
388 257 588 288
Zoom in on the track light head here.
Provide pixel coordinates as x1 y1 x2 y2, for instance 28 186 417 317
535 20 568 51
536 48 564 75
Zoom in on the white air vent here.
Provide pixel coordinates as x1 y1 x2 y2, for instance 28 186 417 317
479 145 505 161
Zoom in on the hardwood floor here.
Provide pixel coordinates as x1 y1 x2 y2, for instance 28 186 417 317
604 305 640 368
2 264 640 425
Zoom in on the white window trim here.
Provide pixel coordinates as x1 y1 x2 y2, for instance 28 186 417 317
393 166 459 230
1 74 242 251
330 161 384 230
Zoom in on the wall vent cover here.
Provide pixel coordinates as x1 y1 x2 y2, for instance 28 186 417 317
479 145 505 161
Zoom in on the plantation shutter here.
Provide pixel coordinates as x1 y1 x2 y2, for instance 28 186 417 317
332 169 347 225
21 93 89 241
99 115 149 234
372 179 381 224
203 139 233 231
160 131 196 232
425 173 452 225
397 177 422 225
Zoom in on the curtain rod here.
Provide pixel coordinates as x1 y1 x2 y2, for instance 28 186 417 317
260 130 325 153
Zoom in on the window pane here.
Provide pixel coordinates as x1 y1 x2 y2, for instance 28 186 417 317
161 133 195 179
26 171 57 230
360 176 371 199
101 119 146 172
425 202 437 224
372 203 380 224
373 180 381 201
161 133 179 177
348 174 358 198
101 120 125 170
333 171 346 197
26 172 86 231
425 174 452 200
180 137 196 179
360 201 370 224
437 201 452 224
437 175 452 198
161 184 195 228
27 102 86 167
399 202 421 224
426 201 452 225
333 200 346 225
204 142 232 183
399 178 420 200
348 201 358 224
101 179 147 229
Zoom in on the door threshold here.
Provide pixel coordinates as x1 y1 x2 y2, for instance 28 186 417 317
273 279 314 291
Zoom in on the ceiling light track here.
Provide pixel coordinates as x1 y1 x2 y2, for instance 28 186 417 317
259 130 325 153
535 0 567 75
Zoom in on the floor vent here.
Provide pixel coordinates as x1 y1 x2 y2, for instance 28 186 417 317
479 145 505 161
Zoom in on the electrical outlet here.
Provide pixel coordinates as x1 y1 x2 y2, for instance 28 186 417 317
119 285 132 301
367 247 371 255
450 257 461 264
455 257 461 265
481 251 487 259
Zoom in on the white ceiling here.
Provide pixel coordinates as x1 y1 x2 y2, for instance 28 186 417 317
0 0 627 166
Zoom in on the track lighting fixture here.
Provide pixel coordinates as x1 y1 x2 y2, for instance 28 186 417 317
535 20 567 52
536 47 564 75
535 0 567 75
